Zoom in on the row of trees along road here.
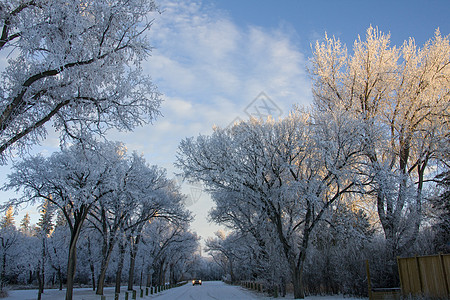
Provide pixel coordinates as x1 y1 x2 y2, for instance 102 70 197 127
0 202 201 297
177 27 450 299
1 141 197 300
0 2 189 300
0 0 449 299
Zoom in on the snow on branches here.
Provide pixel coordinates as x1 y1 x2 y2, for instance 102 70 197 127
0 0 161 163
176 109 367 298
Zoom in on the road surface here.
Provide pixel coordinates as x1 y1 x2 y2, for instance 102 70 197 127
5 281 266 300
150 281 263 299
5 282 366 299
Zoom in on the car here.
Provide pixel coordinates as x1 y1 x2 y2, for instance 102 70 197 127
192 279 202 285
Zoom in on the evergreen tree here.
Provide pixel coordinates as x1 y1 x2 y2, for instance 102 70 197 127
0 206 19 292
36 200 54 236
35 200 54 295
1 206 15 229
20 213 31 235
55 211 67 228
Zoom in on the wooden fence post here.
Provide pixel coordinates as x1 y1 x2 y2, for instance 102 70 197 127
439 253 449 296
397 256 403 296
415 256 423 295
365 260 372 300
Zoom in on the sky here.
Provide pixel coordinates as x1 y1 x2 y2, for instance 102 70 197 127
1 0 449 247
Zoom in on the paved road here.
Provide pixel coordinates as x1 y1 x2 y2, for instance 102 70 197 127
5 283 365 299
150 281 263 300
6 281 266 300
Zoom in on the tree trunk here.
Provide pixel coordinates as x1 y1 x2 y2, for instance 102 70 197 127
139 256 145 289
87 237 96 291
229 258 235 283
161 265 167 286
37 267 42 300
292 266 304 299
65 210 87 300
127 233 141 291
157 259 165 286
1 248 6 292
291 205 313 299
96 242 115 295
169 264 175 285
140 268 143 289
146 270 152 288
281 276 286 297
127 247 136 291
65 240 77 300
115 239 126 294
41 238 46 293
90 267 96 292
58 268 63 291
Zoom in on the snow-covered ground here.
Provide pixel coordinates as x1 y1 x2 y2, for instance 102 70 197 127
3 281 366 300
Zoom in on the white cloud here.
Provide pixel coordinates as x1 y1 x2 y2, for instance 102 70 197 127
145 0 312 113
164 97 194 118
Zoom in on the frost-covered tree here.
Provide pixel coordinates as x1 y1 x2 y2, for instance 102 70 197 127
0 207 18 293
113 230 128 294
35 199 54 295
124 176 191 291
3 141 127 300
15 232 40 287
305 204 374 296
177 108 366 298
310 27 450 262
85 154 129 295
209 189 285 290
165 231 199 284
141 219 198 287
19 213 31 235
0 0 161 163
46 221 69 291
87 151 191 295
205 231 250 283
0 206 14 228
429 167 450 253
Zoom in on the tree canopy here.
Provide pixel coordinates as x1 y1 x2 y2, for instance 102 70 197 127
0 0 161 163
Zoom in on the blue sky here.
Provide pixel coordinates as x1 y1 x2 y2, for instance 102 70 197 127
1 0 449 244
213 0 449 50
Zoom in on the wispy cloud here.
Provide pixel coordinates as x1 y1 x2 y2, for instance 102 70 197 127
144 0 312 123
122 0 312 173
